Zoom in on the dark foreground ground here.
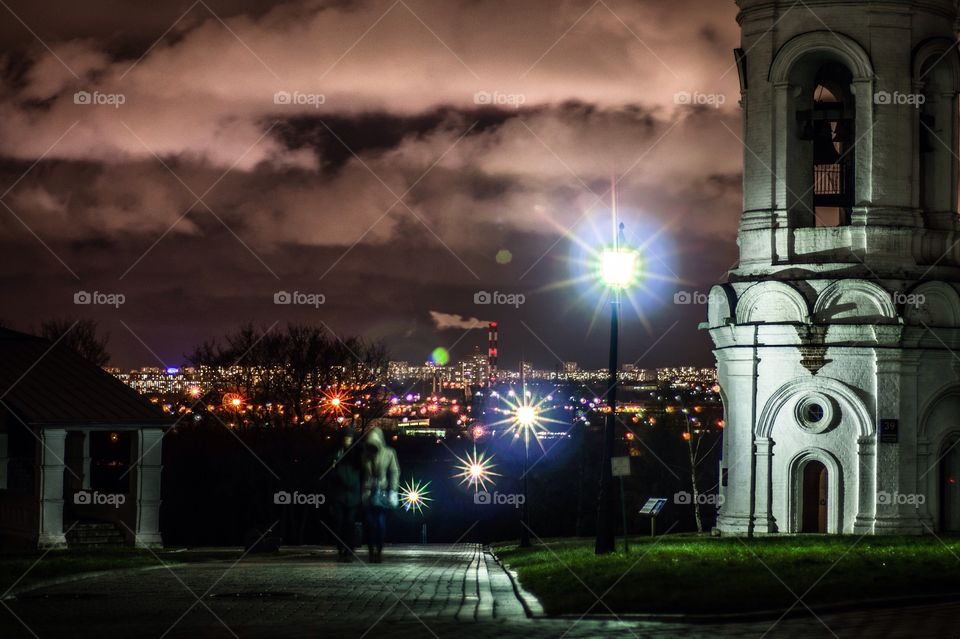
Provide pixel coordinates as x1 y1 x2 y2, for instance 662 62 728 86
495 535 960 615
2 544 959 638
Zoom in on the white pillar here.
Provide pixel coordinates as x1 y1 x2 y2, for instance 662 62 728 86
0 433 8 490
38 428 67 549
916 438 936 531
134 429 164 548
873 353 924 534
752 437 777 533
81 429 92 490
715 349 758 535
854 436 877 534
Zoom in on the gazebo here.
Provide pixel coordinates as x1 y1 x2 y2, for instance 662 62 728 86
0 328 173 549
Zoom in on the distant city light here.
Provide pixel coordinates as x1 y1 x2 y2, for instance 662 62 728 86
222 393 244 412
165 367 180 375
320 388 352 417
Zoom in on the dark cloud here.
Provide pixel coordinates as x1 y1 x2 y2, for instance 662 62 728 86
0 0 742 368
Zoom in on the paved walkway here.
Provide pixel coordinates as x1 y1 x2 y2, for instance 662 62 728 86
1 544 958 638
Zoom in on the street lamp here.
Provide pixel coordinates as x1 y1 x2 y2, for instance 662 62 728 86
595 222 639 555
512 401 540 547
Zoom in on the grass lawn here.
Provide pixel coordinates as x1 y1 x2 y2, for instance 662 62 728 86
493 535 960 615
0 548 243 596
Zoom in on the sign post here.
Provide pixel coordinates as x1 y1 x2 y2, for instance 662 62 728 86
611 456 631 553
638 497 668 537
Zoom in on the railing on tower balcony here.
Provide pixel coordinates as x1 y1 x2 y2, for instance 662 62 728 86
815 164 843 195
813 162 853 208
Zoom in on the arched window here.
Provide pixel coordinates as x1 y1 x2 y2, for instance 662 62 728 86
770 32 874 234
917 52 958 220
795 62 856 227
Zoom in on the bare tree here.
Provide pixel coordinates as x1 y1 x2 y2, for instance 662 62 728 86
676 397 722 534
39 318 110 367
187 323 390 431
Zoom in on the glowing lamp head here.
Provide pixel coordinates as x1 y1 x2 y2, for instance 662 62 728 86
599 247 640 289
515 405 537 428
231 398 242 407
470 464 483 479
329 397 341 407
400 478 431 514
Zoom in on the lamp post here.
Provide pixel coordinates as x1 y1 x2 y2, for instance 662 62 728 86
515 403 537 547
595 222 639 555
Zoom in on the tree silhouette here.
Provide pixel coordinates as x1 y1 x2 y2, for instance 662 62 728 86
39 318 111 367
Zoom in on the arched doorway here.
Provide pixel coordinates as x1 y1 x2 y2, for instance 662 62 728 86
801 461 829 533
941 438 960 532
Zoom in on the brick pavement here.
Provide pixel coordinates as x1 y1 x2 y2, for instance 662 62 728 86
1 544 958 638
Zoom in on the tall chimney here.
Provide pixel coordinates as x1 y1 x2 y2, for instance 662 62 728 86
487 322 498 386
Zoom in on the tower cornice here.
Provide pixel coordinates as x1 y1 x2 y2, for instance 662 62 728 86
737 0 959 25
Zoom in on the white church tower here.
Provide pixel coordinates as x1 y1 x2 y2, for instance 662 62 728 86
708 0 960 535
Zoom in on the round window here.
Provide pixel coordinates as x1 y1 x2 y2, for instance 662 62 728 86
803 403 825 423
795 394 836 433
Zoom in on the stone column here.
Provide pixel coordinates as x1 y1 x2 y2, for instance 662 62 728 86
916 438 936 531
38 428 67 548
81 429 92 490
850 76 876 205
0 432 8 490
873 350 924 534
854 435 877 534
715 347 759 535
134 429 164 548
752 437 777 533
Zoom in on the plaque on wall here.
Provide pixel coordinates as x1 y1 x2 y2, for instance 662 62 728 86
880 419 899 444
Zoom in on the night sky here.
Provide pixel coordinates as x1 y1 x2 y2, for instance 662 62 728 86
0 0 743 370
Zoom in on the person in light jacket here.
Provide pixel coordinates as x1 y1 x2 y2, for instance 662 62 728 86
360 426 399 563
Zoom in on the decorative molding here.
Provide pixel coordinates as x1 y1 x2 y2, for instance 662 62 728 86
769 31 874 83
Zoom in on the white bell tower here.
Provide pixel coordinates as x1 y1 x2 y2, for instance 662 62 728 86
708 0 960 535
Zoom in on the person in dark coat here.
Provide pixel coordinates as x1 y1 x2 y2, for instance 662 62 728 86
360 426 400 563
327 427 361 558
